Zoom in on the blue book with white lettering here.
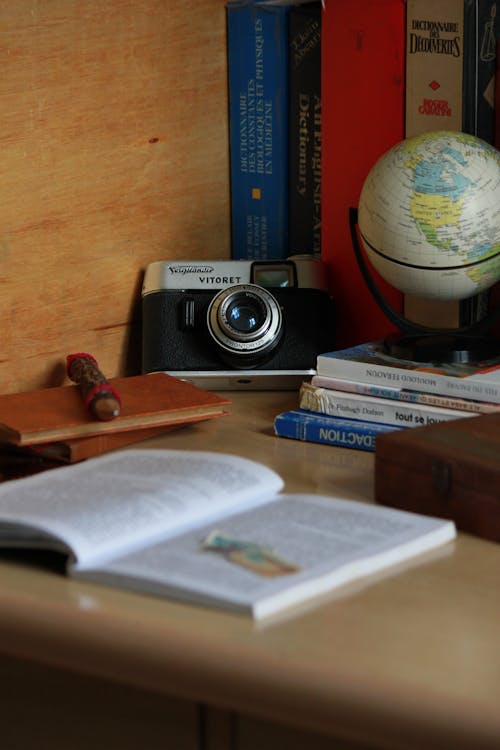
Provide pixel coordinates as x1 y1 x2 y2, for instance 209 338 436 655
226 0 289 259
274 409 401 452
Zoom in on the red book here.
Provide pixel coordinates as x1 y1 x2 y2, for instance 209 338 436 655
321 0 405 348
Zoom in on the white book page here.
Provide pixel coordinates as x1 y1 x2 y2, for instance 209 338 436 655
0 449 284 567
78 494 456 619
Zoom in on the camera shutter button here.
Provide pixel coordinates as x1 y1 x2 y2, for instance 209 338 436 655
180 298 196 330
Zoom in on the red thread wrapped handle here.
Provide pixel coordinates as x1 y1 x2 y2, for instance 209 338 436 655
66 353 121 420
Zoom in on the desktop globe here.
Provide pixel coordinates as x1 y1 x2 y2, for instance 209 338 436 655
352 130 500 362
358 130 500 300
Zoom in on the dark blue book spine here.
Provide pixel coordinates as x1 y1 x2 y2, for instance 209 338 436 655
274 409 400 452
463 0 499 144
288 1 321 255
227 1 289 259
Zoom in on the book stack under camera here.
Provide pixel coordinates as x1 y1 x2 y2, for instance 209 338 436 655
274 340 500 452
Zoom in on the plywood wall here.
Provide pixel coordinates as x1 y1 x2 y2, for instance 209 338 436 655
0 0 230 393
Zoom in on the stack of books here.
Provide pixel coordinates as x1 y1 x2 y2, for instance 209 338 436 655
274 340 500 452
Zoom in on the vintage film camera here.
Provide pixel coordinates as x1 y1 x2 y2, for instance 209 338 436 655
141 255 335 389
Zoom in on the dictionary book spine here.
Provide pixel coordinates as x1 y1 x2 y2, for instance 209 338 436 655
405 0 464 137
403 0 477 329
226 0 289 260
288 1 322 255
274 409 400 452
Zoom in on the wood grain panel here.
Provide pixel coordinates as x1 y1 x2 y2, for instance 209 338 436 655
0 0 230 393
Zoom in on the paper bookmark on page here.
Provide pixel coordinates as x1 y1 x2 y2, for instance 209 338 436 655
202 530 301 578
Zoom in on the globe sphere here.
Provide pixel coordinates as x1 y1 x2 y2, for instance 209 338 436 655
358 131 500 301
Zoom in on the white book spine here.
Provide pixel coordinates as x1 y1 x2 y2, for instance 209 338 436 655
316 350 500 404
300 383 476 428
310 374 500 414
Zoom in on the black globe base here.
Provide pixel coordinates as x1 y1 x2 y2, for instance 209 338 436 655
349 208 500 363
384 332 500 364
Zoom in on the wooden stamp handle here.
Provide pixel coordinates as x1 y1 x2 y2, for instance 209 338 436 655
66 353 121 421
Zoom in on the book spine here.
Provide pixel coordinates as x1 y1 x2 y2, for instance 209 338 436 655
299 384 475 428
227 1 289 260
288 1 321 255
461 2 499 332
494 34 500 151
48 426 178 463
405 0 464 136
463 0 479 137
274 409 399 452
321 0 405 348
316 351 500 404
404 0 479 329
463 0 499 144
310 374 500 413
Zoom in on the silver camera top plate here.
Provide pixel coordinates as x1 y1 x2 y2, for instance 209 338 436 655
142 254 328 296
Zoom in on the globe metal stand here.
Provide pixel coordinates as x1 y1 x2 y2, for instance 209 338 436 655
350 208 500 364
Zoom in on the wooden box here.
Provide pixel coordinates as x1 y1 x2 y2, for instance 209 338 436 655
375 413 500 542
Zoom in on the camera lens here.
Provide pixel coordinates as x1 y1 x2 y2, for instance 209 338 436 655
226 298 265 334
207 284 283 367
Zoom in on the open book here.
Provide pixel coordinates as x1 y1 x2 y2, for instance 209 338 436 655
0 449 456 620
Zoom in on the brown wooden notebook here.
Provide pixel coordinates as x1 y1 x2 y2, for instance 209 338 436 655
34 424 187 463
0 373 231 446
0 419 228 480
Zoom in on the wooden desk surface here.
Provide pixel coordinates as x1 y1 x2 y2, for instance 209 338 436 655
0 391 499 749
